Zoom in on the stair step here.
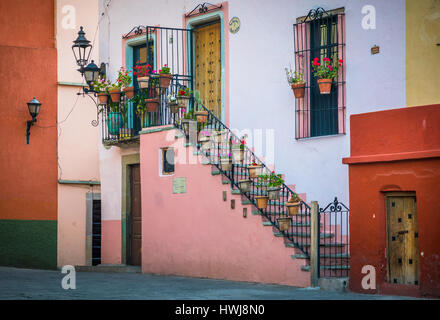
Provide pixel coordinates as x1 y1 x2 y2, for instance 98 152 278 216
301 265 350 272
292 253 350 260
222 180 231 185
211 171 221 176
262 221 312 228
273 232 334 238
231 189 241 195
252 210 310 216
285 242 345 248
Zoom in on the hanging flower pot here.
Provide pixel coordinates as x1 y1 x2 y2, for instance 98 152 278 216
168 103 180 114
145 98 159 112
109 89 122 102
177 96 190 109
231 147 244 163
97 92 108 105
277 217 292 232
317 79 332 94
213 130 227 143
220 158 232 171
106 112 123 135
268 187 281 200
195 110 208 123
137 76 150 89
238 179 252 192
199 135 212 151
248 164 262 179
291 82 306 98
123 86 135 99
255 195 269 210
286 201 301 216
159 74 173 88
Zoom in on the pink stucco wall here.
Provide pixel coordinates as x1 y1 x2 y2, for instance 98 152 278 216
102 220 122 264
139 127 310 287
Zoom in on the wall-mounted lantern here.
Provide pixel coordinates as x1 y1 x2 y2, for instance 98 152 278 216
72 26 92 72
26 97 42 145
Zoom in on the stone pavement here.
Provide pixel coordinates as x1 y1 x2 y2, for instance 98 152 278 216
0 267 422 300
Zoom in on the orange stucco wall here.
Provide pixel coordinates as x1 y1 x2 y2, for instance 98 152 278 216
0 0 57 221
343 104 440 298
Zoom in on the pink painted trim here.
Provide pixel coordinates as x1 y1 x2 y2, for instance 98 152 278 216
183 1 230 126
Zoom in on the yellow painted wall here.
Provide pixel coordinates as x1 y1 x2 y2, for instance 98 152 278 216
406 0 440 106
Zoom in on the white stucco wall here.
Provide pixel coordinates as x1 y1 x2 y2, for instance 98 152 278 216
98 0 406 210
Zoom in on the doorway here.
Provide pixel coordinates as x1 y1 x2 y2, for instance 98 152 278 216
127 164 142 266
194 21 222 118
386 193 419 285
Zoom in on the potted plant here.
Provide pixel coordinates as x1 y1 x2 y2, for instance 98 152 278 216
248 161 262 179
145 97 159 112
285 193 302 216
285 67 305 99
93 76 110 105
117 67 134 99
219 151 232 171
277 216 292 232
255 175 269 210
167 94 180 114
213 129 227 143
231 134 247 164
181 110 197 137
312 56 343 94
133 63 152 89
267 171 284 200
238 179 252 193
108 80 122 103
133 94 147 127
158 64 172 88
177 87 191 109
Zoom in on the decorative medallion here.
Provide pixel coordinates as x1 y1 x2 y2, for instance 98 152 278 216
229 17 240 34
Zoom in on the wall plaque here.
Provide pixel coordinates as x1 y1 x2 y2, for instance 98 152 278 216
173 177 187 194
229 17 240 34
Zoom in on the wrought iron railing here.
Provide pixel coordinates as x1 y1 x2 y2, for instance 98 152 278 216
318 197 350 277
175 103 313 258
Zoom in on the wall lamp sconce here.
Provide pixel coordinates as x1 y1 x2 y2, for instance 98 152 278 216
26 97 42 145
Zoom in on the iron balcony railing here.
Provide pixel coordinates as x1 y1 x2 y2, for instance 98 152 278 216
175 103 313 259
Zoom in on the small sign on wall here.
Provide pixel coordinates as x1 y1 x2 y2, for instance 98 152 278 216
173 177 187 194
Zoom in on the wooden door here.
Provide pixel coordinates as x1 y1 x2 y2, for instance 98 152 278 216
129 164 142 266
194 22 221 118
386 194 419 285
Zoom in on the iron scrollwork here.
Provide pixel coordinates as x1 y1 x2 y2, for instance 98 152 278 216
319 197 349 213
303 7 330 22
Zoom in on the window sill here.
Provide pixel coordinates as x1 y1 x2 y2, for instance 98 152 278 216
295 133 346 141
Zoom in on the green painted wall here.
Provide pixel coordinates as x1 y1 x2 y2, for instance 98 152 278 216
0 220 57 269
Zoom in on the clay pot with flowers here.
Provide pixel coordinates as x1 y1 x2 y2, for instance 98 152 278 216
266 172 284 200
199 130 212 152
255 175 269 210
248 162 262 179
93 76 110 105
108 82 122 103
277 216 292 232
285 67 305 99
177 87 192 110
219 151 232 171
158 64 173 88
167 94 180 114
117 67 134 99
133 63 152 89
285 193 302 216
231 134 247 164
312 56 343 94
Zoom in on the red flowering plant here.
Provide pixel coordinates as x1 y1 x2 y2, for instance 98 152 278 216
158 64 171 74
312 56 343 80
177 87 192 97
117 67 132 88
132 63 152 78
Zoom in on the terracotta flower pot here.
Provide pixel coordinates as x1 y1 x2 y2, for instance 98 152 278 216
195 110 208 123
220 158 232 171
123 86 134 99
255 195 269 210
109 89 121 102
277 217 292 232
213 130 226 143
137 76 149 89
159 74 173 88
286 201 301 216
317 79 332 94
145 98 159 112
268 187 281 200
168 103 180 114
291 82 306 98
97 92 108 105
232 147 244 163
238 179 252 192
248 165 262 179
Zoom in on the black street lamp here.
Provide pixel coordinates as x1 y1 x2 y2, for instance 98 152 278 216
72 26 92 72
83 60 100 87
26 97 42 145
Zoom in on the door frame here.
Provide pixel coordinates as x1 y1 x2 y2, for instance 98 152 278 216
384 191 419 285
185 3 229 124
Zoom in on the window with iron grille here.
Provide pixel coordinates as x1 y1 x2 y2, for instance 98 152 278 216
293 8 346 139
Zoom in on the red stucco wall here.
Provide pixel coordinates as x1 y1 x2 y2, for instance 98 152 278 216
0 0 57 221
343 104 440 298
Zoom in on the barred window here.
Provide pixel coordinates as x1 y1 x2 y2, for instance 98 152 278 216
293 8 346 139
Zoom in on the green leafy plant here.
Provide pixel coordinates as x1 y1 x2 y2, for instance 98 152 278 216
183 109 197 121
312 56 343 80
178 87 192 97
108 80 122 91
133 94 147 117
288 193 301 203
158 64 171 74
267 172 284 188
93 76 111 93
285 67 304 84
117 67 132 87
